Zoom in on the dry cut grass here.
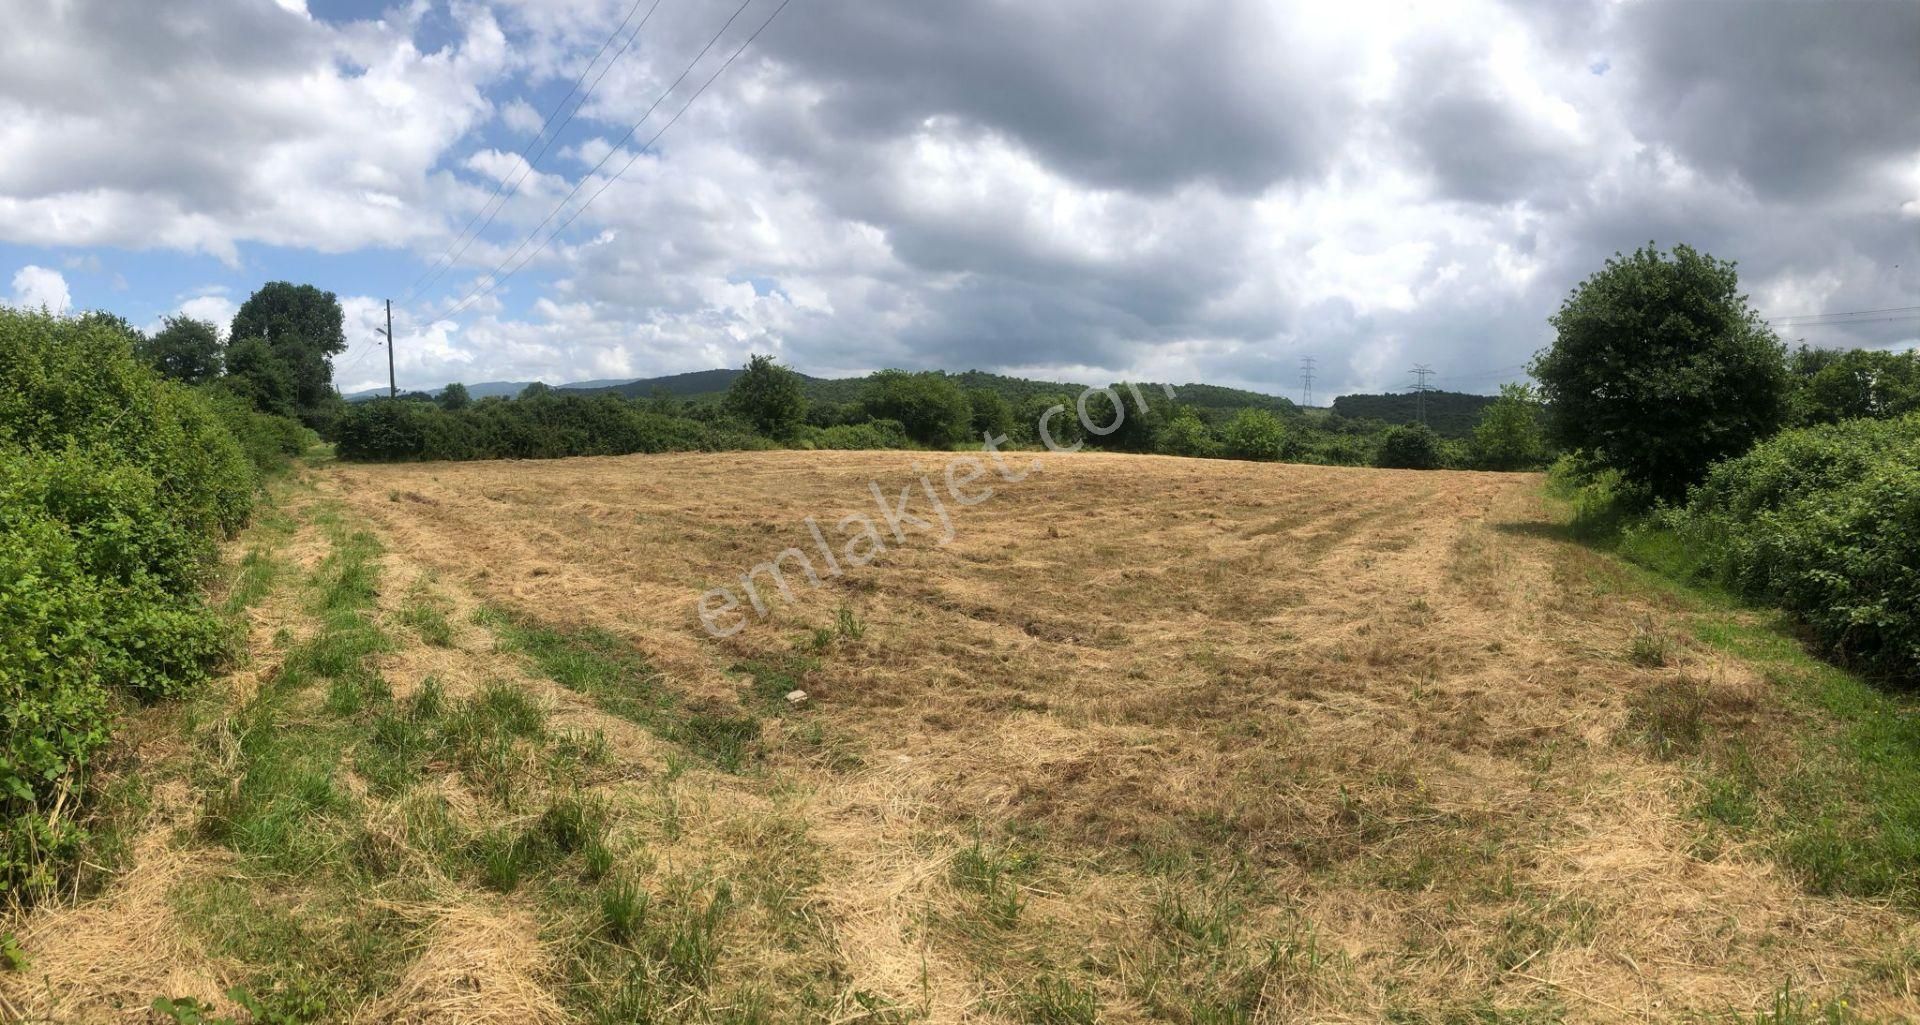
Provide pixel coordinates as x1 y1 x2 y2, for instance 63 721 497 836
319 450 1920 1022
5 450 1915 1023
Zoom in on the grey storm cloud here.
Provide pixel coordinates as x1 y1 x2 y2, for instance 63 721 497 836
747 0 1361 195
2 0 1918 395
1616 1 1920 202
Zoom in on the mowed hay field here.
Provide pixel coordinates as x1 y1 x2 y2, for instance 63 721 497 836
8 450 1918 1023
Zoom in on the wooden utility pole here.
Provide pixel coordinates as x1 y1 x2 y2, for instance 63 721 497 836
385 299 396 399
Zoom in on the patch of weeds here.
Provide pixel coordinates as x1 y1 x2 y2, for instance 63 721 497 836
173 875 418 1023
836 603 866 640
1627 617 1672 668
1732 981 1870 1024
675 709 762 772
1622 676 1707 760
475 827 529 893
1696 774 1759 829
600 876 649 944
396 587 455 648
734 653 817 712
199 706 356 874
1491 895 1599 972
488 606 776 773
583 838 615 882
1152 886 1239 949
1 932 27 972
1013 975 1099 1025
533 791 609 857
951 836 1032 929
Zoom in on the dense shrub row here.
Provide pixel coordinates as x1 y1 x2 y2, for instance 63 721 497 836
1663 415 1920 683
0 308 301 895
337 360 1553 472
333 391 774 462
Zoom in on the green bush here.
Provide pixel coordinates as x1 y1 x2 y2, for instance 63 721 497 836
0 308 256 542
1375 423 1444 469
797 419 912 451
1155 408 1219 458
0 309 255 897
860 370 973 446
334 393 776 463
724 354 807 438
205 390 313 476
1220 408 1285 460
1666 414 1920 683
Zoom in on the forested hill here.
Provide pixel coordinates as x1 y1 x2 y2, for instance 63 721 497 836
567 368 1303 412
354 365 1415 418
1330 390 1496 438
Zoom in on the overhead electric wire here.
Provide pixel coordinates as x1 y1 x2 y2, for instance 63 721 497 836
399 0 664 306
434 0 789 322
1767 304 1920 325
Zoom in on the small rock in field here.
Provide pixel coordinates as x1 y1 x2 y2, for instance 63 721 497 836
785 689 808 706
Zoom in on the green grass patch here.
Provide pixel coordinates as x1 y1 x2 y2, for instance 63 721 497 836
478 606 768 772
1547 484 1920 905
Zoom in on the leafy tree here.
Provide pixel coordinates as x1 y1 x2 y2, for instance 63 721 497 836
1787 345 1920 426
229 282 347 418
724 354 807 437
1375 422 1444 469
965 387 1014 441
1156 407 1219 457
1076 387 1164 452
1531 244 1788 502
860 370 971 445
438 382 471 411
1220 408 1286 460
139 315 223 385
74 310 145 346
1470 383 1547 470
219 336 298 418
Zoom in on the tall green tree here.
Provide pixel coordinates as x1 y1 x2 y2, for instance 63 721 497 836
1531 244 1788 501
229 282 347 418
1375 422 1444 469
74 310 145 347
860 370 972 445
438 382 472 411
1787 345 1920 426
724 354 807 437
219 336 298 418
1470 383 1547 470
1157 407 1220 457
139 315 224 385
965 387 1014 441
1220 408 1286 460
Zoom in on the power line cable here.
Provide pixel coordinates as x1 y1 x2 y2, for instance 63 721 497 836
436 0 788 322
1767 304 1920 324
400 0 664 306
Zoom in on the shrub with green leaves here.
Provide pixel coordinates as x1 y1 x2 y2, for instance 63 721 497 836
1374 422 1444 470
0 308 256 897
796 419 912 451
1220 408 1285 460
334 392 776 462
1665 414 1920 683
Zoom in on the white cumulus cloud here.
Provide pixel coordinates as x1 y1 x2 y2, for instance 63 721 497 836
9 264 70 315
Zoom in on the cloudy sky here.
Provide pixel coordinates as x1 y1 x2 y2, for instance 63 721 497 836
3 0 1917 398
